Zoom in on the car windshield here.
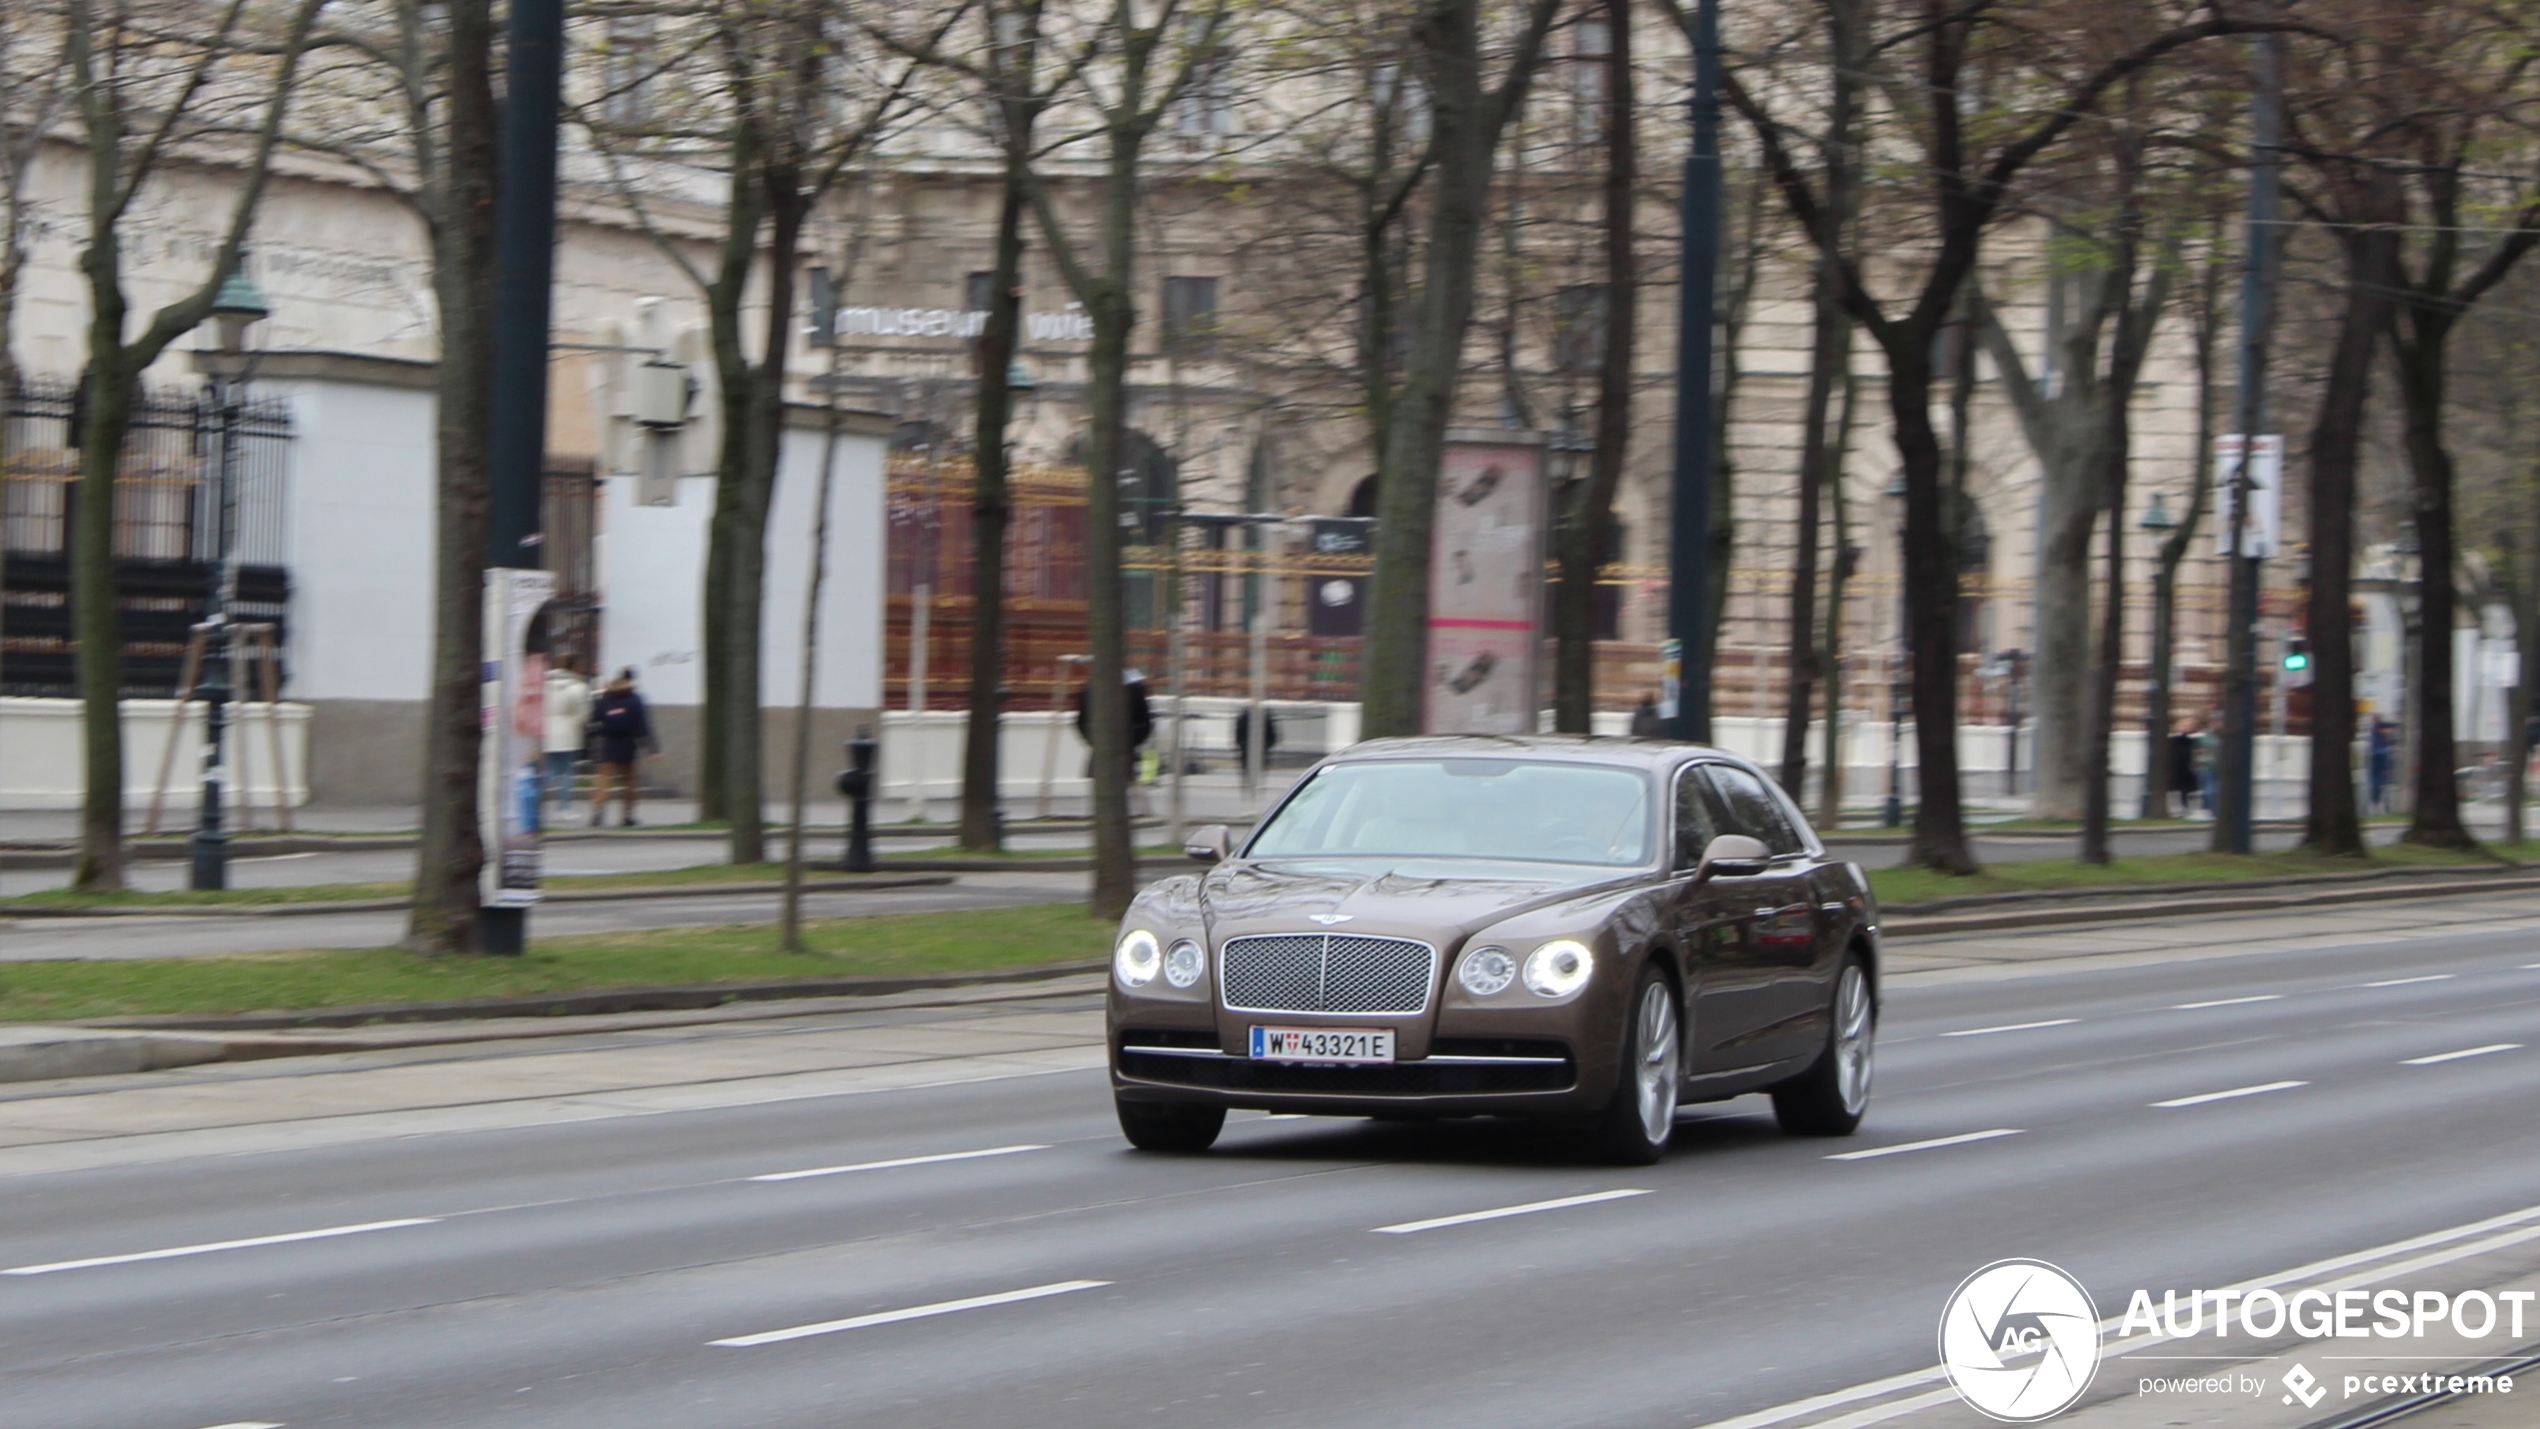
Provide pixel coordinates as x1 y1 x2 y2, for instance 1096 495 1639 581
1247 759 1653 866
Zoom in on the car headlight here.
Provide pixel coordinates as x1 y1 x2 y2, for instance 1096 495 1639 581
1114 929 1162 988
1523 939 1594 998
1458 945 1517 997
1163 939 1206 989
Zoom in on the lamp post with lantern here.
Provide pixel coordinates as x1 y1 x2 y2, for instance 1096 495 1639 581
189 266 271 890
2136 493 2180 817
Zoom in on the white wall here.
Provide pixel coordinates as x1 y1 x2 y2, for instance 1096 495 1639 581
263 375 438 702
0 698 309 811
598 417 886 711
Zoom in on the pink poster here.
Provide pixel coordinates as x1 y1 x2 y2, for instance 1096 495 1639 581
1425 435 1546 734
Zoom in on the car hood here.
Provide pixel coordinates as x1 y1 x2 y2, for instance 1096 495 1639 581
1199 857 1646 946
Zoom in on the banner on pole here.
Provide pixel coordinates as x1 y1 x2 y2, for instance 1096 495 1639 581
481 568 558 908
1425 434 1547 734
2212 434 2283 559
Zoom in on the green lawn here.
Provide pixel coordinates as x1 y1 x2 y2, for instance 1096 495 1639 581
1869 843 2501 907
0 903 1113 1024
0 860 931 910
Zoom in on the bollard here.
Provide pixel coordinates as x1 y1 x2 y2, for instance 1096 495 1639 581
835 726 878 871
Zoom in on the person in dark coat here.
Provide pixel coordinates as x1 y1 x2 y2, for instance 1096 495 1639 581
1629 690 1663 738
1075 669 1155 785
588 667 658 826
1234 702 1280 767
2165 719 2199 818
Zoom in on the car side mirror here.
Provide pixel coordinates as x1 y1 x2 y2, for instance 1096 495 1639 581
1693 833 1770 882
1185 824 1232 864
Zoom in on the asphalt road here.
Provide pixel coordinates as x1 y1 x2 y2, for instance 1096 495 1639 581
1 900 2536 1428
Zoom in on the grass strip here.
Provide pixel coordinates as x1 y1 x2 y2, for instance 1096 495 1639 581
1867 843 2501 907
0 903 1112 1024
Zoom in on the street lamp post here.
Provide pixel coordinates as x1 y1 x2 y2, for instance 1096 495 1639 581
189 267 270 891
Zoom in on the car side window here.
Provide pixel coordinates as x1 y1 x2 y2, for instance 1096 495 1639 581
1701 765 1804 857
1673 766 1728 868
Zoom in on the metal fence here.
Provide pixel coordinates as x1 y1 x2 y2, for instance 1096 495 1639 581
2 379 293 697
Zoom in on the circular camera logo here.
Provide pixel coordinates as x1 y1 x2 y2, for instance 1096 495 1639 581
1938 1259 2101 1422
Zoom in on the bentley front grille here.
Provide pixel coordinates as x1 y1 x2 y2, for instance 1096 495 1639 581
1219 934 1436 1014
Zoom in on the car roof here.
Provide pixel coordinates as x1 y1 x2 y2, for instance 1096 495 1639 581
1323 734 1731 773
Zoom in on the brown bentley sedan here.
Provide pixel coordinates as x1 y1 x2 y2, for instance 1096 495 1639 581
1107 735 1879 1164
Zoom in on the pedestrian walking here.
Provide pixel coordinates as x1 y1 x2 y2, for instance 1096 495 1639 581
1075 668 1156 791
2368 716 2395 814
2165 718 2198 819
589 667 658 827
2194 713 2220 817
1629 690 1663 738
544 663 592 817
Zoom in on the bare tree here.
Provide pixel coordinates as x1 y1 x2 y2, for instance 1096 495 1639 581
62 0 328 890
584 0 925 865
1357 0 1563 739
0 8 70 397
1552 0 1634 733
1725 0 2277 873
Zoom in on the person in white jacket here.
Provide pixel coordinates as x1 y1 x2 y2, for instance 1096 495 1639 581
543 665 593 817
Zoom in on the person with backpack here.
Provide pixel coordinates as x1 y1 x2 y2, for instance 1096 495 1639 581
588 667 658 826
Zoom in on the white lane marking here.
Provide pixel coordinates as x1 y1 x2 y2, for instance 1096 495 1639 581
2403 1043 2522 1066
749 1144 1049 1182
2151 1080 2309 1109
2172 994 2283 1010
1688 1200 2540 1429
2 1219 439 1276
2356 974 2457 988
710 1279 1109 1347
1938 1019 2078 1038
1825 1129 2023 1161
192 1423 283 1429
1256 1112 1309 1120
2524 963 2540 970
1371 1188 1651 1235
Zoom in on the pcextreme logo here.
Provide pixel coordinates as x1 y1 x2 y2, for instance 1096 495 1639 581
1938 1260 2103 1422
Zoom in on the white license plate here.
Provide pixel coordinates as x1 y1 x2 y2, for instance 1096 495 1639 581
1250 1026 1395 1064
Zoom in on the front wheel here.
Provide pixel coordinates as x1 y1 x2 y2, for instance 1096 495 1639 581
1116 1097 1225 1152
1772 956 1873 1137
1583 966 1680 1165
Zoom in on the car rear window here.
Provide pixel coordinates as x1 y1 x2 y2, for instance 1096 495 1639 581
1248 759 1653 866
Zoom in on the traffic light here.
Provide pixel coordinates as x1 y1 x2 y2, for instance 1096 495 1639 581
2283 636 2313 688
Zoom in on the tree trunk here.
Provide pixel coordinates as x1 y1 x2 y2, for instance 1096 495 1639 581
697 137 768 830
2143 251 2221 820
959 170 1028 850
2301 221 2400 858
2081 466 2125 864
404 0 500 952
2394 311 2473 849
1778 252 1842 794
722 182 805 867
1880 337 1976 873
1362 0 1499 738
70 333 131 891
1079 124 1143 919
1553 0 1634 735
2506 529 2532 847
1818 350 1859 830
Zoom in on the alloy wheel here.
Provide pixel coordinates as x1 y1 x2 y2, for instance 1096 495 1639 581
1635 979 1680 1145
1833 963 1873 1116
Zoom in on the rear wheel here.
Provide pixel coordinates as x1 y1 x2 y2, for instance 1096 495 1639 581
1116 1097 1225 1152
1772 956 1873 1137
1583 966 1680 1165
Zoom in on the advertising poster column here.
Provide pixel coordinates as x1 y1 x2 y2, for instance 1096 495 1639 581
1425 432 1547 734
481 568 559 909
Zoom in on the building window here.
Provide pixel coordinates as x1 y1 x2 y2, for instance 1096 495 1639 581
1569 13 1611 143
601 16 656 129
1162 275 1220 350
966 270 997 316
1174 25 1234 138
1553 283 1607 374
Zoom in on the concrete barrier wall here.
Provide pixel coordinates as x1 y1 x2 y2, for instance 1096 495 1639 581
0 697 311 812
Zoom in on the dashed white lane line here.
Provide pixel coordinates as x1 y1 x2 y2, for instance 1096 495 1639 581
192 1422 282 1429
2173 994 2283 1010
1938 1019 2078 1038
2402 1044 2523 1066
2356 974 2457 988
1372 1188 1652 1234
1825 1129 2024 1161
749 1144 1049 1182
709 1279 1110 1347
3 1219 440 1276
2152 1080 2309 1109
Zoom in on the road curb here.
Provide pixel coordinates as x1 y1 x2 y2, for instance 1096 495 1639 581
0 872 958 920
68 956 1110 1033
1882 871 2540 938
1883 862 2530 918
